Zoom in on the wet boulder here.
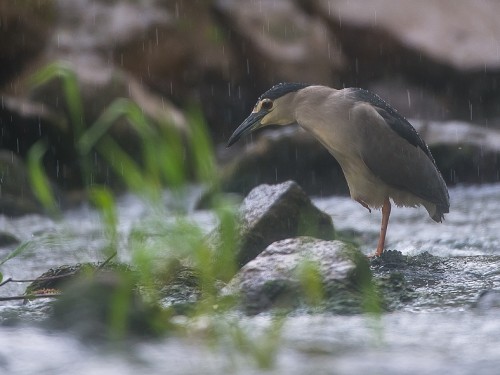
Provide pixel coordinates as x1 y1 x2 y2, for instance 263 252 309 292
226 237 369 314
228 181 335 266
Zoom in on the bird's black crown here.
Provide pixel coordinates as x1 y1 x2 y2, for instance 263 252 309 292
259 82 311 101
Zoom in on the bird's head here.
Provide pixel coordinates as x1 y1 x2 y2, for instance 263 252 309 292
227 82 310 147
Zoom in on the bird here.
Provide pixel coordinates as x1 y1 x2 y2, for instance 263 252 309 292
227 83 450 257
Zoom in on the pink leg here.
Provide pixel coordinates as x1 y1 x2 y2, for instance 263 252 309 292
375 197 391 256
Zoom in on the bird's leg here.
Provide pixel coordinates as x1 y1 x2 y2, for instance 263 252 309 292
375 197 391 257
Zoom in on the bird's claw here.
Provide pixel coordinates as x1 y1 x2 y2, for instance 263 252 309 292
355 199 372 213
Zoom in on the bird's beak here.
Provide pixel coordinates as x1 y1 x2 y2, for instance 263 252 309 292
227 111 266 147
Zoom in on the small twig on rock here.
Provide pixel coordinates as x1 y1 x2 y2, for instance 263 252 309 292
98 251 117 269
0 277 13 287
0 273 77 287
0 293 61 302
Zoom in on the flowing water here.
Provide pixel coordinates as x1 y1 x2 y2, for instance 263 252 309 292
1 184 500 374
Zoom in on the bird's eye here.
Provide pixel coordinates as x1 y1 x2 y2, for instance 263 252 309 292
261 99 273 110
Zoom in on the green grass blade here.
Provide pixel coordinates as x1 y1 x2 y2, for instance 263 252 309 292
186 106 217 184
0 241 34 266
27 141 59 215
77 98 136 156
89 186 118 257
30 61 84 137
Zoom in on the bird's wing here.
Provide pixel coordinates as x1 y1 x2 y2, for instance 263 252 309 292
348 89 449 212
348 88 437 165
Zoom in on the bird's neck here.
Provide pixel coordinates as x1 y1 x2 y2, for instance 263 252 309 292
294 88 357 162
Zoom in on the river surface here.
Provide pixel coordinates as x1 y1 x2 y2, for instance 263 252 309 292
1 184 500 374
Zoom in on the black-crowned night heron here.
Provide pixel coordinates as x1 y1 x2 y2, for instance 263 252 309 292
227 83 450 256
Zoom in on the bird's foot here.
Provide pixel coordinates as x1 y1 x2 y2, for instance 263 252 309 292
366 242 385 258
366 248 384 259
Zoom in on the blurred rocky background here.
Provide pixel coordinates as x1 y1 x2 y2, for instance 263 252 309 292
2 0 500 214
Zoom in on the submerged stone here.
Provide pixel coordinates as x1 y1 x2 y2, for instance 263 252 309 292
474 290 500 310
0 232 20 247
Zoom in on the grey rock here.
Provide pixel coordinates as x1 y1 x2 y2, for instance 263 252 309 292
226 237 367 314
234 181 335 266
